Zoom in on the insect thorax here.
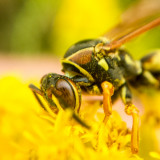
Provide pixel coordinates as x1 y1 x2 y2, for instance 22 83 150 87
61 39 142 92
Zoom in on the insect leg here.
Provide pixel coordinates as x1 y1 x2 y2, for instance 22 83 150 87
141 50 160 88
96 81 114 149
101 81 114 124
120 84 139 154
29 84 46 111
141 50 160 73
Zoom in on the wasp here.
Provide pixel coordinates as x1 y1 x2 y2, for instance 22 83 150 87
29 1 160 154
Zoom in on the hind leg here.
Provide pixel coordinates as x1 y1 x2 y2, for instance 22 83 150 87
141 50 160 88
141 50 160 73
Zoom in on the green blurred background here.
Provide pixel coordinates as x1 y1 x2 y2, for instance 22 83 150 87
0 0 159 58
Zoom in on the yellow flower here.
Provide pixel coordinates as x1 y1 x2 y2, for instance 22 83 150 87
0 75 144 159
150 152 160 159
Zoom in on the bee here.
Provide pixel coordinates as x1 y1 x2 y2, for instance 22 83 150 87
29 0 160 154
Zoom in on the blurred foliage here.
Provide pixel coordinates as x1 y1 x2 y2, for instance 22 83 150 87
0 0 160 57
0 0 61 53
116 0 138 10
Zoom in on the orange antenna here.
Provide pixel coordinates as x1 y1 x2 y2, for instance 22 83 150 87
102 17 160 51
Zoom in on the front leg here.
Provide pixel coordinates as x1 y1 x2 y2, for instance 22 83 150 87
101 81 114 124
120 84 139 153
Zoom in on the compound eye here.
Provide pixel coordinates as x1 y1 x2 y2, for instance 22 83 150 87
54 78 76 110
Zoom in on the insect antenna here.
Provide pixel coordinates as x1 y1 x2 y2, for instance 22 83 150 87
29 84 46 111
29 84 58 118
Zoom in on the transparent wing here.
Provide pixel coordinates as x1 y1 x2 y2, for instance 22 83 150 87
102 17 160 51
103 0 160 46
